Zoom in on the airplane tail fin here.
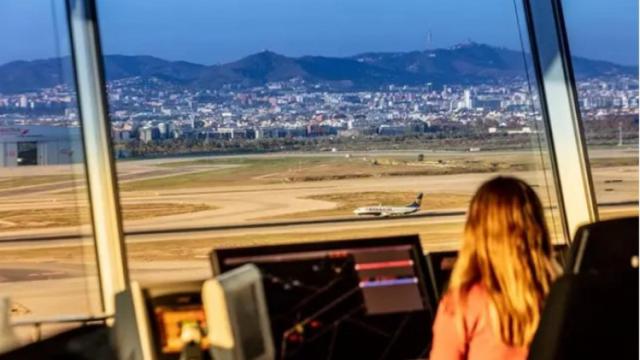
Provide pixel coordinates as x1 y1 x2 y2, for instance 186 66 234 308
409 193 423 208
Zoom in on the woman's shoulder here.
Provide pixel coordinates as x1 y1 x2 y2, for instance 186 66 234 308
440 283 490 316
466 283 490 302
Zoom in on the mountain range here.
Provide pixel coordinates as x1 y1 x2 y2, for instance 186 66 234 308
0 42 636 93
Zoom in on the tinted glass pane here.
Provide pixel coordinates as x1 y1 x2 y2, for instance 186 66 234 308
0 0 101 333
97 0 564 284
562 0 639 219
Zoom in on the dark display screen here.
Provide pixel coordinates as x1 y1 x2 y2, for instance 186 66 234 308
212 235 434 360
234 283 267 359
146 292 211 360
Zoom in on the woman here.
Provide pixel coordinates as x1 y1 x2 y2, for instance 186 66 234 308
430 176 559 360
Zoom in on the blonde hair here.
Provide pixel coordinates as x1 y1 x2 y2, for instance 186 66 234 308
448 176 558 347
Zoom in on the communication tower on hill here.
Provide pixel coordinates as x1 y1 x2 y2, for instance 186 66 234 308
618 122 623 146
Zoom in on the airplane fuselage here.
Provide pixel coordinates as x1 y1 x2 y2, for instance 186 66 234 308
353 206 419 217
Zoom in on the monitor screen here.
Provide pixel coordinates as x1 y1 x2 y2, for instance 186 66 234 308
204 263 274 360
425 250 458 302
211 235 434 360
147 292 210 358
234 282 268 359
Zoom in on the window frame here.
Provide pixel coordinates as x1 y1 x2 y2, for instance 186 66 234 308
66 0 129 315
522 0 598 238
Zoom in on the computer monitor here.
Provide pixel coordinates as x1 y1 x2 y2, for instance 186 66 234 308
554 243 568 268
114 281 211 360
425 244 570 302
202 264 274 360
424 250 458 303
210 234 435 360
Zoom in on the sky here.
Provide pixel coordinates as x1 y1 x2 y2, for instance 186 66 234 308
0 0 637 66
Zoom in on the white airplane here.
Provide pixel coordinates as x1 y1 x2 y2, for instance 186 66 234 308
353 193 423 217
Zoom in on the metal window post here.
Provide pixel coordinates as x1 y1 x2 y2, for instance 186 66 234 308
522 0 598 238
66 0 129 314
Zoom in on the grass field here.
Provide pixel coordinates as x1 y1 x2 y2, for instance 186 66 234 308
120 152 638 193
121 154 544 192
589 157 638 168
0 175 76 190
2 152 634 195
0 203 215 231
0 221 465 264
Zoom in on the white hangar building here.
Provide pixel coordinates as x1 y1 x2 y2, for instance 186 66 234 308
0 126 84 167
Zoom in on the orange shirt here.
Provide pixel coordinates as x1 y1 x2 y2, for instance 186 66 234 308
429 284 528 360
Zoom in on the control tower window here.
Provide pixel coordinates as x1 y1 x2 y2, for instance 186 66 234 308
0 0 101 335
94 0 566 285
562 0 639 220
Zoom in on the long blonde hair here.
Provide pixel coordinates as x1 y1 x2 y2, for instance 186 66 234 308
448 176 558 347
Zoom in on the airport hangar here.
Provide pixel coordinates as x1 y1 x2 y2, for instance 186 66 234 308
0 125 83 167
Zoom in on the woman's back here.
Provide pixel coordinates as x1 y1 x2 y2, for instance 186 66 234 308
428 176 558 359
430 284 528 360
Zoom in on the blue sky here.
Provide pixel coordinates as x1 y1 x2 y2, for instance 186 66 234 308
0 0 637 66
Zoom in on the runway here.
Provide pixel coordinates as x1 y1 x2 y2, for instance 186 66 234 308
0 200 634 249
0 210 466 246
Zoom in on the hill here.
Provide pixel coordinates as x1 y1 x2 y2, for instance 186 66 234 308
0 43 635 93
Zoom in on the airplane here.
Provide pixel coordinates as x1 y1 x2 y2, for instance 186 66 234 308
353 193 423 217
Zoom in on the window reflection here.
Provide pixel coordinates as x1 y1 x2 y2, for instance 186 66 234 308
562 0 639 219
0 0 101 325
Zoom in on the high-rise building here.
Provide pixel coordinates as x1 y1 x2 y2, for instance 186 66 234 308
463 89 474 109
19 96 28 108
139 127 159 143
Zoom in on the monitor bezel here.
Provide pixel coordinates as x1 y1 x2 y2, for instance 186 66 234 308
424 249 458 303
216 264 275 360
209 234 437 313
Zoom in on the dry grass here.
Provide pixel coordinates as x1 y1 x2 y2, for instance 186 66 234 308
121 222 468 263
599 206 639 220
0 221 466 266
121 155 541 192
0 175 76 190
590 157 638 168
0 203 216 232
